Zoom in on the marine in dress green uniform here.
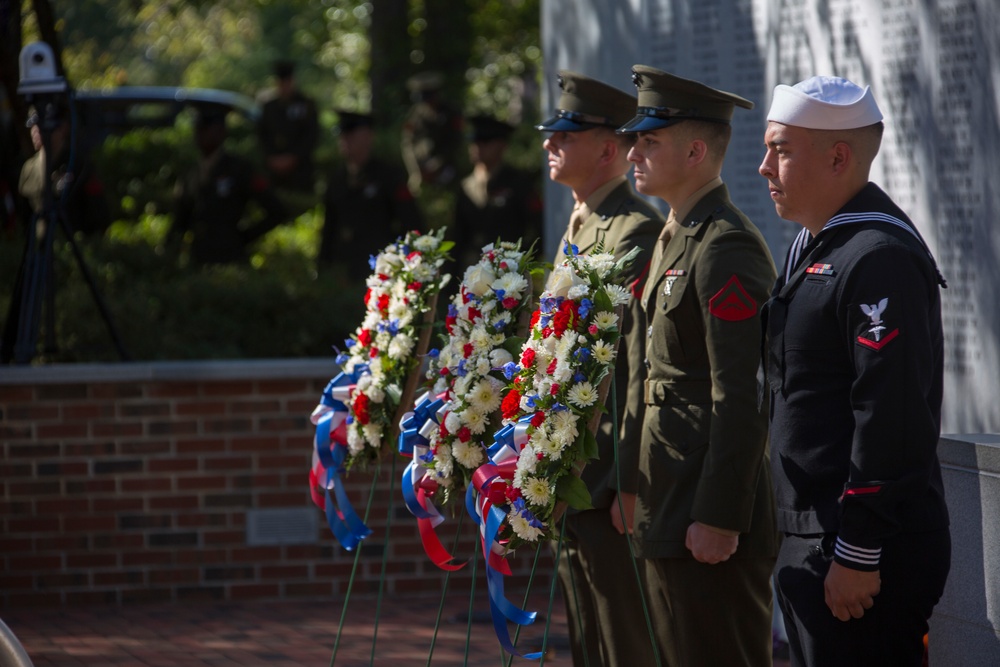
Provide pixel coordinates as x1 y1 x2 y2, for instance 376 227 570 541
618 66 779 667
451 115 542 270
171 107 287 265
539 70 662 667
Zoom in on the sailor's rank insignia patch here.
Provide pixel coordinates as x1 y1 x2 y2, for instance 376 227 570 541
855 297 899 351
709 275 757 321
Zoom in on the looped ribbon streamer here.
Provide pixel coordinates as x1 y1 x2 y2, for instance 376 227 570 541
308 365 373 551
466 414 542 659
398 391 467 571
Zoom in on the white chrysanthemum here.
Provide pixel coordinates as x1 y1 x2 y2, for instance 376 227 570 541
489 348 514 368
605 284 631 307
593 310 619 331
453 374 473 398
537 433 566 460
444 410 462 434
552 358 573 384
585 253 617 277
521 476 552 506
411 263 436 283
480 299 497 314
567 284 589 300
567 381 598 408
468 379 502 413
388 300 414 327
363 423 383 447
493 272 529 299
460 407 487 434
515 443 538 474
550 410 579 443
469 327 492 350
413 234 440 252
375 251 403 274
347 426 365 454
366 384 386 404
434 444 454 479
438 345 459 369
475 356 492 377
509 512 544 542
362 310 382 331
555 333 577 358
388 334 415 360
356 374 372 391
453 439 485 468
592 339 616 364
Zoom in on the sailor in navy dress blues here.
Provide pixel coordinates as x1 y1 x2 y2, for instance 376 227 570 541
760 76 951 667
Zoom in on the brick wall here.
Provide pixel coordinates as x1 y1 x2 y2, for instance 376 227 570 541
0 360 552 608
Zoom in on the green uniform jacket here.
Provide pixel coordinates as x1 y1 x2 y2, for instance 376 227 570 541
635 183 778 559
554 180 662 509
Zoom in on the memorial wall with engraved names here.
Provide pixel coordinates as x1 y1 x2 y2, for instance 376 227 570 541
541 0 999 433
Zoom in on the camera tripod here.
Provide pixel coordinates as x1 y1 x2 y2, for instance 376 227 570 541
0 97 129 364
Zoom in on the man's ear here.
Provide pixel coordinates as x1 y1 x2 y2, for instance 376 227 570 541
831 141 852 175
597 138 618 166
687 138 708 167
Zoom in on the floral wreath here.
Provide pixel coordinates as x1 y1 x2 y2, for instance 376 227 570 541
308 228 451 550
417 241 540 500
334 227 451 463
475 243 641 551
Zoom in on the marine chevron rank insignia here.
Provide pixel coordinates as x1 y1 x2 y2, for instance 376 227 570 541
708 275 757 321
856 297 899 351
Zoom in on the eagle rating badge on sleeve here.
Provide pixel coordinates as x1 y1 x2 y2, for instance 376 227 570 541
855 296 900 351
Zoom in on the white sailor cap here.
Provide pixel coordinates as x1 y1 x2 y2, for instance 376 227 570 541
766 76 883 130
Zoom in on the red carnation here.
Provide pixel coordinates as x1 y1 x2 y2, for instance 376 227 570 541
363 288 372 306
407 281 422 291
530 411 545 428
502 297 519 310
521 348 536 367
407 250 421 260
468 306 482 321
463 343 474 358
530 310 541 328
369 347 379 358
457 426 472 443
550 383 560 396
589 324 598 335
547 358 558 374
352 393 370 425
358 329 372 347
501 389 522 419
504 485 522 502
377 293 390 313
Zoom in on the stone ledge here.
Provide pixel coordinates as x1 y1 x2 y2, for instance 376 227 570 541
0 359 340 385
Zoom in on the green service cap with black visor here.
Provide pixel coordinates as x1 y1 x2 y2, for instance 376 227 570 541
536 70 637 132
617 65 754 133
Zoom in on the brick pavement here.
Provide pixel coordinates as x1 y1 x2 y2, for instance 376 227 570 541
3 595 791 666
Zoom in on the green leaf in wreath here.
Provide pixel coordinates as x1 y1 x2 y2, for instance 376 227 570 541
503 336 527 356
582 428 599 460
556 474 594 510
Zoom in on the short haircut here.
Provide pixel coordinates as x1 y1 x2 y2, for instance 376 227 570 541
676 120 732 160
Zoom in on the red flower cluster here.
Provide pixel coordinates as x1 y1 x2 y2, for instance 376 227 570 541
552 300 579 337
352 393 370 425
501 389 522 420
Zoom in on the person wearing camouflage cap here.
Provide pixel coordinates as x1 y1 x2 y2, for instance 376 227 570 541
618 65 779 666
537 69 662 667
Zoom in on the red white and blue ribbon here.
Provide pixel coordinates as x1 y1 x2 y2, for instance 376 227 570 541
397 390 468 571
309 366 373 551
466 415 542 659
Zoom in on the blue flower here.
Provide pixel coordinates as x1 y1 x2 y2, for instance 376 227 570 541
502 362 521 379
368 255 377 270
540 296 559 313
344 339 356 348
456 359 468 377
419 450 435 463
573 348 591 362
573 371 586 383
579 298 592 318
427 348 440 358
525 394 540 409
387 319 400 335
495 288 506 300
563 240 579 256
493 317 508 332
448 304 458 318
335 352 349 366
550 402 569 412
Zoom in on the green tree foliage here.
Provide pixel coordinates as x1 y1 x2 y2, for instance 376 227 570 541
1 0 541 363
